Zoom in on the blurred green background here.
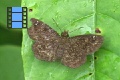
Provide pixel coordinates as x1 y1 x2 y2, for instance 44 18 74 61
0 0 24 80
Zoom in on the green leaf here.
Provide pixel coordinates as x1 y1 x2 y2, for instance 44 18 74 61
21 0 120 80
95 0 120 79
0 45 24 80
0 0 21 27
0 26 22 45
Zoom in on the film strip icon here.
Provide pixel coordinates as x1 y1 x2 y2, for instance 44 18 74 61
7 7 27 28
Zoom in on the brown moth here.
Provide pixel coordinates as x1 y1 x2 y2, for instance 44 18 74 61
28 18 103 68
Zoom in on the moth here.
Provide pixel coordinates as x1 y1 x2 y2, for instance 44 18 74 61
28 18 103 68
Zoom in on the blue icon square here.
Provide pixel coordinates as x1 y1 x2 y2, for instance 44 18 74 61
12 7 22 12
12 13 22 21
12 22 22 28
7 7 28 29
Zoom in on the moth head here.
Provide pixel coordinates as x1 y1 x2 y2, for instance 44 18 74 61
61 31 69 37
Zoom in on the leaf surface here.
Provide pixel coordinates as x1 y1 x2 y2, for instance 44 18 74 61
22 0 120 80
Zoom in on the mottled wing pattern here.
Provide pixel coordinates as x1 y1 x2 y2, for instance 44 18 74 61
28 18 60 41
28 18 103 68
28 18 60 61
61 34 103 68
72 35 103 55
32 39 59 61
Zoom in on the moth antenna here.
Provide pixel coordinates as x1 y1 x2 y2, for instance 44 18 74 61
52 18 62 33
